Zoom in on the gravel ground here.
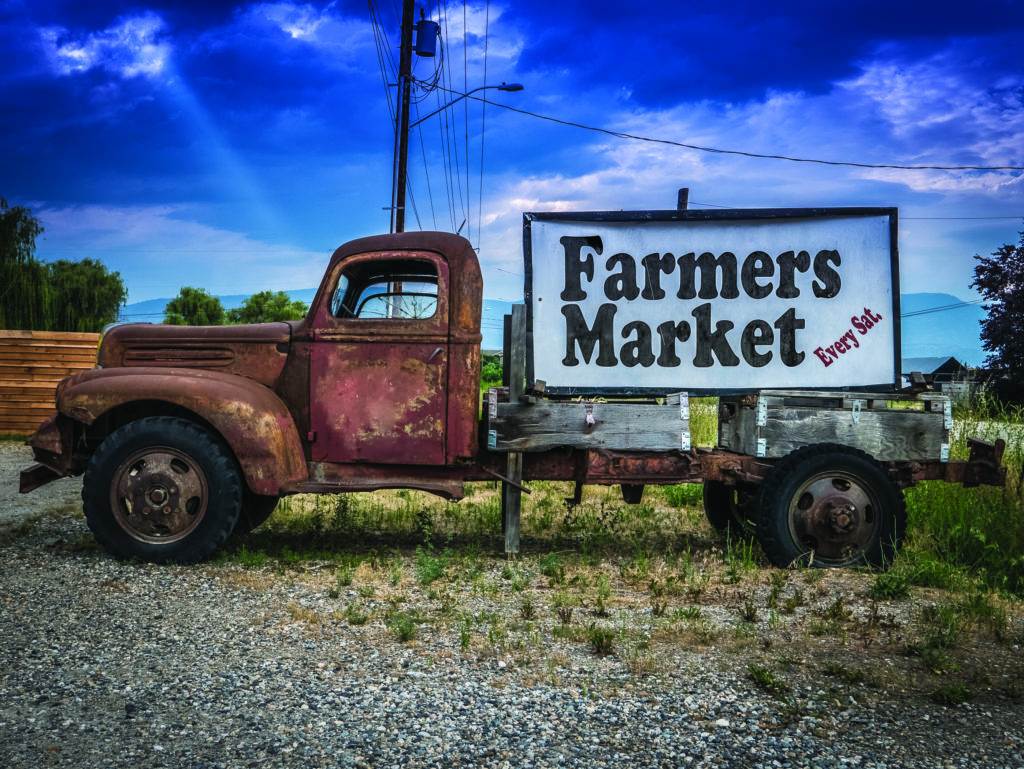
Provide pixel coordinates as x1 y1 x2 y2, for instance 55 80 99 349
2 443 1023 769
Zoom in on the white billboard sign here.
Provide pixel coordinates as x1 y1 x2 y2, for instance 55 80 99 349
524 209 900 394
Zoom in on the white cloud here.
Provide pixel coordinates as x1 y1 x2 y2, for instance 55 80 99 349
235 1 373 62
466 43 1024 299
40 13 171 80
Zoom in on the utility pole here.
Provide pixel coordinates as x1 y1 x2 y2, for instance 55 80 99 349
391 0 415 233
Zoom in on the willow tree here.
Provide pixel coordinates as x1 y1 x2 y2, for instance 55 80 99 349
0 197 49 329
47 258 127 332
0 199 128 332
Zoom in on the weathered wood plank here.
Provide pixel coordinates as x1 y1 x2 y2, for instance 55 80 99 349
502 305 528 555
503 452 523 555
492 400 688 452
763 408 944 460
0 330 100 342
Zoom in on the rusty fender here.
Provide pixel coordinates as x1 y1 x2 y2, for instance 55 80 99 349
55 366 306 496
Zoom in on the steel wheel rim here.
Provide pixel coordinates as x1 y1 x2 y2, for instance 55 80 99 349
786 470 881 565
110 446 209 544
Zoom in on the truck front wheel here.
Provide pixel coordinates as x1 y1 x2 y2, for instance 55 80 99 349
755 444 905 569
82 416 242 563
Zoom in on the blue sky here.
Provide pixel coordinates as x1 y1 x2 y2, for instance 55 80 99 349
2 0 1022 306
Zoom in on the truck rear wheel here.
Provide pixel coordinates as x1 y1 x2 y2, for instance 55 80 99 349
755 444 905 569
703 481 757 539
82 416 242 563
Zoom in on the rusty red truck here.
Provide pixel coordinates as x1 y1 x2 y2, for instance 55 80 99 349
19 209 1007 567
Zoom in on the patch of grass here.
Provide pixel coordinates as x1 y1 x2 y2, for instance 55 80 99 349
414 546 449 586
388 561 404 586
931 682 972 707
821 596 853 624
343 604 369 626
229 545 271 568
747 663 790 697
920 602 963 651
738 599 758 623
285 603 322 626
903 396 1024 595
623 645 657 676
593 573 611 617
870 569 911 600
519 596 536 621
766 571 787 609
458 616 473 650
538 553 566 585
663 483 703 508
781 588 805 615
552 623 584 642
821 662 867 685
586 624 615 656
389 611 420 643
552 590 575 624
957 590 1008 640
723 536 758 584
672 605 702 621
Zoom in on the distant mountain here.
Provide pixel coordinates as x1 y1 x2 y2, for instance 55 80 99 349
899 292 986 366
122 291 985 365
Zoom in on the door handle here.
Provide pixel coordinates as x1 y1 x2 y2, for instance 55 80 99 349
427 347 443 363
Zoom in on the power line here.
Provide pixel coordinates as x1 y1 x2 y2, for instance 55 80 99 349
432 85 1024 173
692 200 1024 221
477 0 490 257
462 0 470 246
901 298 985 319
413 102 438 229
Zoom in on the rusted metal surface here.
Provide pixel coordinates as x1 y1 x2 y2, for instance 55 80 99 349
19 463 62 494
100 322 291 388
49 367 306 496
891 437 1007 488
110 446 209 543
307 250 451 465
292 461 467 500
786 471 881 564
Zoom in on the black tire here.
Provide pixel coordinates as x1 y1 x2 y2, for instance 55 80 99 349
703 481 757 539
82 416 242 563
755 444 905 569
235 491 279 536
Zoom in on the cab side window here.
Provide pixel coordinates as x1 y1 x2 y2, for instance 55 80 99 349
330 259 438 320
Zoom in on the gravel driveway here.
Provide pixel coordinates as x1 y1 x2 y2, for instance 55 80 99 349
1 442 1022 769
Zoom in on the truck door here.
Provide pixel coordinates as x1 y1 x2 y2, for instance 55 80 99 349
309 251 449 465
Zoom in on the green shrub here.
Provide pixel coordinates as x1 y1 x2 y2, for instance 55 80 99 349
587 624 615 656
870 569 910 600
663 484 703 508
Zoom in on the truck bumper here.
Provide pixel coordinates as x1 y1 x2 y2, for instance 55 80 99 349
19 463 63 494
19 414 76 494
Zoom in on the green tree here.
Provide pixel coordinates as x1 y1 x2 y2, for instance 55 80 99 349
973 232 1024 400
0 197 49 329
47 258 127 332
227 290 308 324
164 287 225 326
1 199 127 332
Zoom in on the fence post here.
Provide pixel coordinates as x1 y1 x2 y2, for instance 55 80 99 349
502 305 526 556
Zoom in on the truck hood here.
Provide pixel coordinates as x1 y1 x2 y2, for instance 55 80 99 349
98 322 293 387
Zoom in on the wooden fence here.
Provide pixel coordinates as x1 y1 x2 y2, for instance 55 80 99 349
0 330 100 435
